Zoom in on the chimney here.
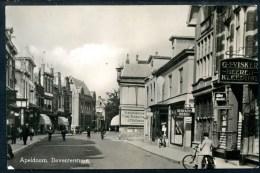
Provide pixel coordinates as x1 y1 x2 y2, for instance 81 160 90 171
116 66 123 82
155 52 158 56
126 54 130 64
136 54 139 62
51 68 54 75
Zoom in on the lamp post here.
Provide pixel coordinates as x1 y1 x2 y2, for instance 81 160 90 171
16 98 28 126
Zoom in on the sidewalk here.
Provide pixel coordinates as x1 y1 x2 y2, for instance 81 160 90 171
8 134 47 154
105 133 257 169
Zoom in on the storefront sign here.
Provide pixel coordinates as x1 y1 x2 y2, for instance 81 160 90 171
215 92 226 101
121 110 144 126
176 109 192 117
219 58 258 84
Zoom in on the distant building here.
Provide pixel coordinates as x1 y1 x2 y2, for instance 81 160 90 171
69 76 96 130
96 96 107 130
53 72 71 131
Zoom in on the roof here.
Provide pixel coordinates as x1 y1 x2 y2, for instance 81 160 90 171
69 76 91 96
121 63 151 78
148 55 171 63
153 49 194 76
169 35 195 41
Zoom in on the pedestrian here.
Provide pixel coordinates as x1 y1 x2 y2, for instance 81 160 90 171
22 124 30 145
195 132 213 169
71 128 74 135
7 143 14 160
87 126 91 138
10 124 18 144
29 127 35 140
60 125 67 141
47 125 53 141
18 127 22 140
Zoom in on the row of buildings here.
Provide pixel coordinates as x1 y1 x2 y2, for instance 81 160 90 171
115 5 258 165
6 27 98 135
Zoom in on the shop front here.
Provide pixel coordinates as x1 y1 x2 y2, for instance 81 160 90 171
119 109 144 140
149 106 168 142
170 102 194 151
215 58 259 164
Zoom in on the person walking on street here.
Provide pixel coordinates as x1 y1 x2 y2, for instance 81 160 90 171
47 125 53 141
87 126 91 139
18 127 22 140
60 125 67 141
29 127 35 140
195 132 213 169
11 124 18 144
22 124 30 145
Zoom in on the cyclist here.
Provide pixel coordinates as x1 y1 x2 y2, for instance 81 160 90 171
195 132 213 169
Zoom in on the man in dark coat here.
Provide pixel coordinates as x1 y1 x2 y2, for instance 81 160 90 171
11 124 18 144
22 124 30 145
60 125 67 141
47 125 53 141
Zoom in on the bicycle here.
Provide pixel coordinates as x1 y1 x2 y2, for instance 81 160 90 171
182 144 215 169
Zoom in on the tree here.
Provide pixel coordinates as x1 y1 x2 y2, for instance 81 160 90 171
105 89 120 121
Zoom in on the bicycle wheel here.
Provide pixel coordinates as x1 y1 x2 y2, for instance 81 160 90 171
182 154 196 169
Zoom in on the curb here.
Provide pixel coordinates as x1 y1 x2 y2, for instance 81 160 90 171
13 136 47 154
126 141 181 165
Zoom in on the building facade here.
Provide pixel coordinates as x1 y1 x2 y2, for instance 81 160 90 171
144 53 171 141
116 55 151 140
14 50 37 129
145 37 195 151
6 27 18 136
214 5 258 164
188 5 258 165
69 76 96 130
53 72 71 131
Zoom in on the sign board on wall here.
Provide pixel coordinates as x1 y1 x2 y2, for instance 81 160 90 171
215 92 226 101
121 110 144 126
176 109 192 117
219 58 258 84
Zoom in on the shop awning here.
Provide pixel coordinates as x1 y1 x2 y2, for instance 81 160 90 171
39 114 52 125
110 115 119 126
58 117 69 126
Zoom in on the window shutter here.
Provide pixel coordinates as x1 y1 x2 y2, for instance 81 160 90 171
230 24 234 42
245 35 254 56
246 11 257 31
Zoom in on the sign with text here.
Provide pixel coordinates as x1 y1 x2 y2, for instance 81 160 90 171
176 109 192 117
219 58 258 84
121 110 144 126
215 92 226 101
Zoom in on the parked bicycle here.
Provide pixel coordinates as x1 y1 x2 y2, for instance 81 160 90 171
182 144 215 169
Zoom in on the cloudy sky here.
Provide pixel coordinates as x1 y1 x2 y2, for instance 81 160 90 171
6 5 194 98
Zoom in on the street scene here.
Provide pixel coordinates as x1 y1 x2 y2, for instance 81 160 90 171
8 132 182 169
5 3 259 171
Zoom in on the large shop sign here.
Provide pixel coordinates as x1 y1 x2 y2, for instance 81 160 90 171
176 109 192 117
121 110 144 126
219 58 258 84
